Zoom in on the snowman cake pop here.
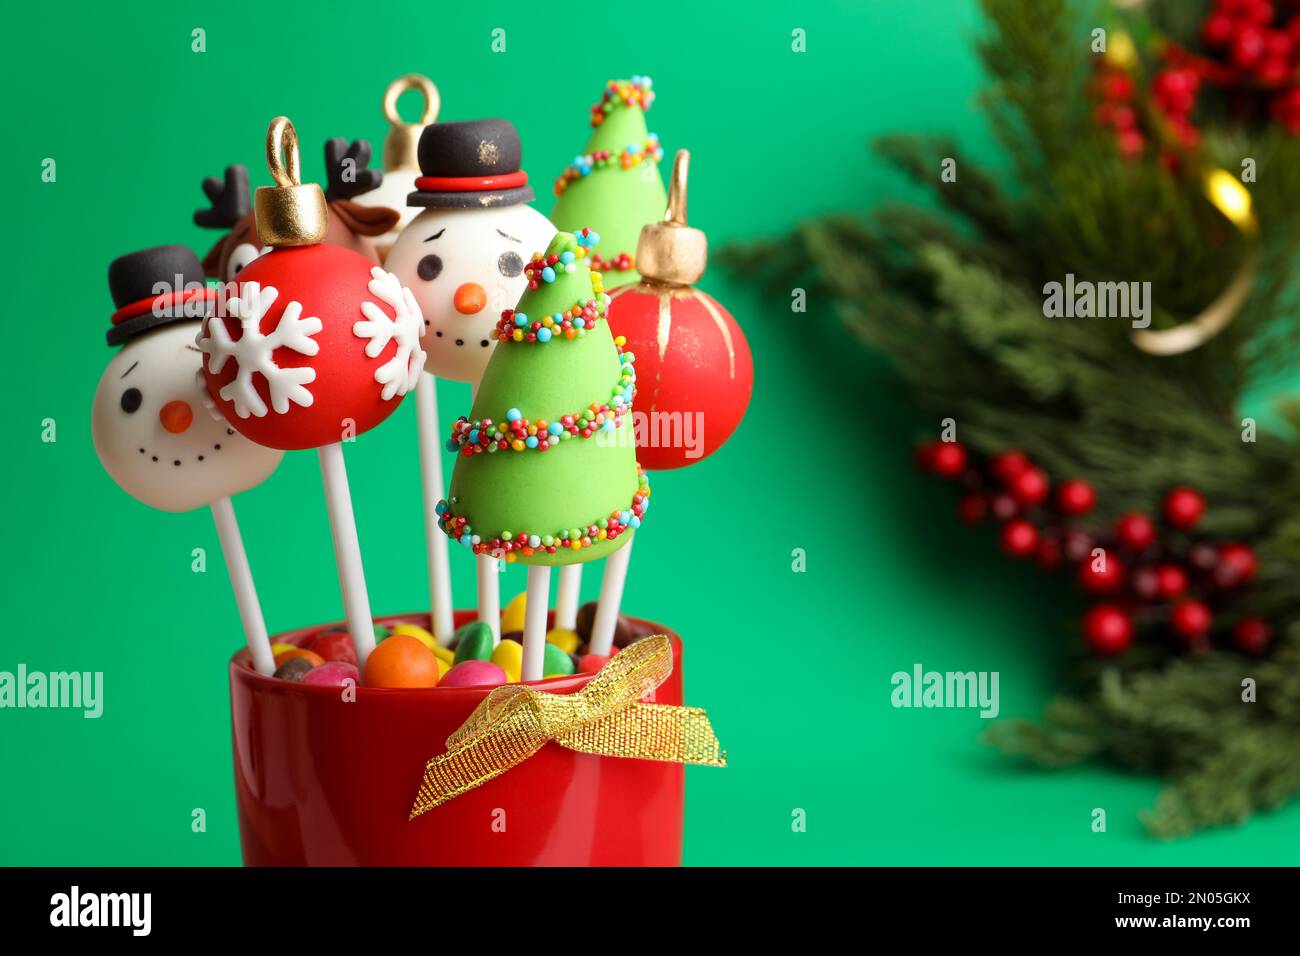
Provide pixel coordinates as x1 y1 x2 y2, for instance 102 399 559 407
92 245 284 673
384 119 554 643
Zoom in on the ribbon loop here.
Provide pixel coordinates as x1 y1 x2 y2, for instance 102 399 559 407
409 635 725 820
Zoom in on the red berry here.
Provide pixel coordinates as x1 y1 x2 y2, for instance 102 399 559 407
1117 128 1146 158
1154 564 1189 600
1171 599 1213 640
990 450 1031 485
930 441 967 478
958 493 987 525
913 441 937 472
1232 25 1267 69
1056 478 1097 517
1115 512 1158 551
1062 528 1094 563
1110 104 1139 130
1233 616 1272 655
1099 71 1135 101
1001 519 1039 558
1162 486 1206 530
1216 542 1257 587
1083 604 1134 656
1009 467 1050 506
1036 533 1063 570
1130 566 1160 601
1257 56 1291 87
990 493 1019 521
1077 551 1126 594
1203 13 1235 47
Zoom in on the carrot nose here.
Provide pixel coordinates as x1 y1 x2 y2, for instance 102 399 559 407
454 283 488 314
160 400 193 434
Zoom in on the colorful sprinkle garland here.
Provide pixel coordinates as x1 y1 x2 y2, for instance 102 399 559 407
446 339 637 455
591 251 634 274
553 136 664 196
436 468 651 560
495 230 610 343
591 77 654 126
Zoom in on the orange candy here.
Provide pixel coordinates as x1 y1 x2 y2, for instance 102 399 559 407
274 646 325 669
364 635 440 689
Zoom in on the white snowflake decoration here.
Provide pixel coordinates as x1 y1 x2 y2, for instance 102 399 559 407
197 282 322 419
354 267 426 401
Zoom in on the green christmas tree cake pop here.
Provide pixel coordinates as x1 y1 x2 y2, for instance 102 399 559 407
548 77 666 288
439 230 648 567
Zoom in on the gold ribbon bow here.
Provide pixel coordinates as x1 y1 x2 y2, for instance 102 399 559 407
409 635 726 820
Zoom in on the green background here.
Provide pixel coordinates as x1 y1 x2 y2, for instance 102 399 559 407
3 0 1296 865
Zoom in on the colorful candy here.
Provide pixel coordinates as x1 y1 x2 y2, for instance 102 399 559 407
490 640 523 683
301 661 359 687
543 643 575 678
452 621 495 663
364 635 439 688
440 660 509 688
554 137 663 196
275 646 326 669
546 628 580 655
390 622 438 652
273 657 315 682
306 630 358 666
500 592 528 633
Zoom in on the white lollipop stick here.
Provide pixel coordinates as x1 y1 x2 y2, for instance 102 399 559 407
478 554 501 645
210 496 275 676
522 565 551 681
589 538 633 657
318 442 378 668
555 564 582 631
416 373 455 644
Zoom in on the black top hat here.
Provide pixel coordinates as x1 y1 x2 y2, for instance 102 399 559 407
106 245 214 347
407 119 535 209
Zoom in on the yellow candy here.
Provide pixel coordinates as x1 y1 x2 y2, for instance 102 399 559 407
491 640 522 683
436 657 452 678
501 591 528 633
546 628 579 654
512 329 524 341
270 642 298 657
431 643 455 666
511 439 525 451
391 623 437 652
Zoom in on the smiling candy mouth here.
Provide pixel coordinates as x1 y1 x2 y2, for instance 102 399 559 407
136 427 235 466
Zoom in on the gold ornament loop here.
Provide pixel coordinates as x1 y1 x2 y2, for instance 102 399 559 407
382 74 441 173
383 73 440 127
255 116 328 248
1130 168 1259 356
265 116 302 189
636 150 708 287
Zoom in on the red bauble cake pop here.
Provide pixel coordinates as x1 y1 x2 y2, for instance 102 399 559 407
606 150 752 470
199 119 424 451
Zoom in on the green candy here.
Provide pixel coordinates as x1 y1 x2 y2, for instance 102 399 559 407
374 624 391 641
543 642 575 677
453 622 495 664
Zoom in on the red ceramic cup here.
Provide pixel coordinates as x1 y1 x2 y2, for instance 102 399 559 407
229 611 684 866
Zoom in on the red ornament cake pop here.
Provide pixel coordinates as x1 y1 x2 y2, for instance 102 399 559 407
198 120 425 451
605 150 752 470
197 116 425 669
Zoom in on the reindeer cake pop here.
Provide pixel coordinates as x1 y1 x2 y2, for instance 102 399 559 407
195 138 400 282
385 119 554 643
92 245 284 673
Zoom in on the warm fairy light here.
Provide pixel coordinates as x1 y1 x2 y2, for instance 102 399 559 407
1203 169 1256 236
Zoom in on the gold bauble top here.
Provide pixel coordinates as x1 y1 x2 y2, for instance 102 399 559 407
635 150 707 287
381 74 441 173
254 116 329 248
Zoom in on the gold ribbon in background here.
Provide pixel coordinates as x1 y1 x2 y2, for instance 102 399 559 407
409 635 726 820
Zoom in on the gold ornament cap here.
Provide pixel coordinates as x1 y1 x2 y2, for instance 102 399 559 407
255 116 329 248
635 150 707 287
382 74 441 172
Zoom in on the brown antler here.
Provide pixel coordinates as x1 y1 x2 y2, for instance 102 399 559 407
324 138 383 202
194 164 252 229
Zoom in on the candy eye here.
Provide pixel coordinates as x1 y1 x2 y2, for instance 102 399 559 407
120 387 142 414
227 242 263 279
418 255 443 281
498 251 523 277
